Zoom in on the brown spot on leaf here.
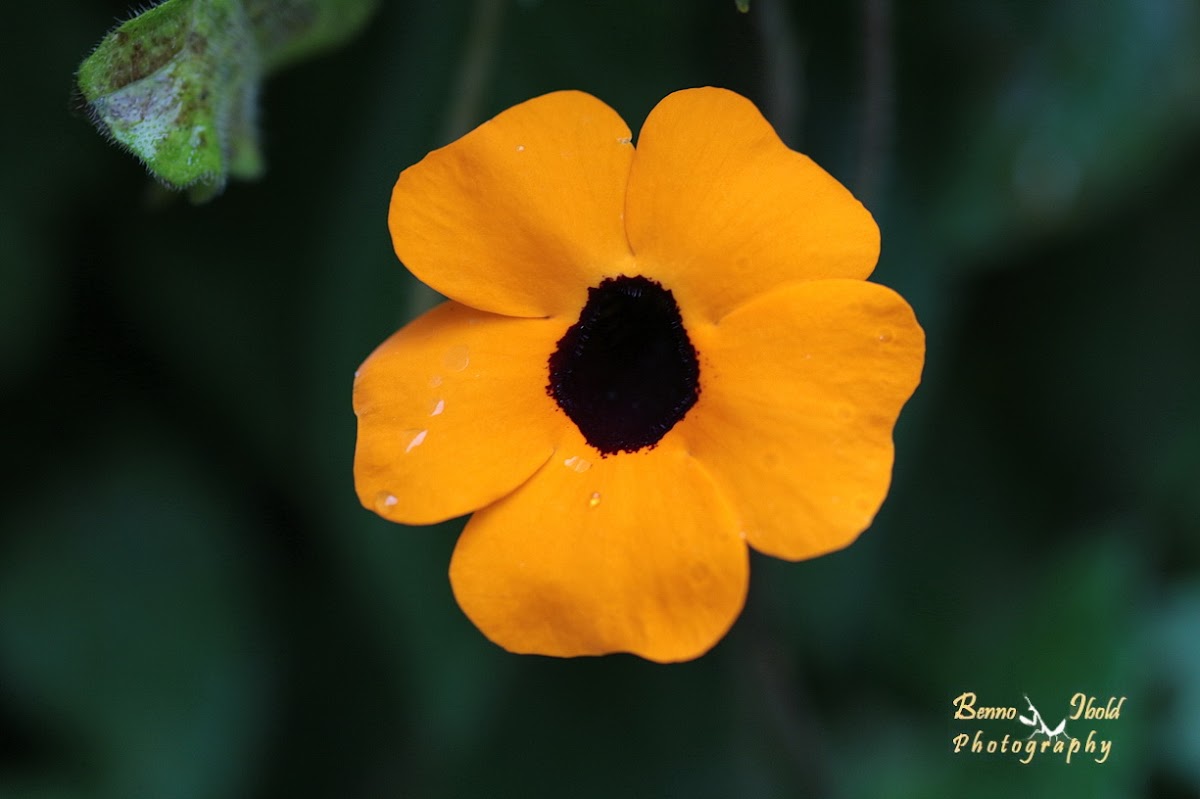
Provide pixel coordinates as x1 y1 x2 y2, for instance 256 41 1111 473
107 34 180 91
187 32 207 56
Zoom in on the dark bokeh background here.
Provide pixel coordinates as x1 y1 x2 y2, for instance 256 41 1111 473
3 1 1199 797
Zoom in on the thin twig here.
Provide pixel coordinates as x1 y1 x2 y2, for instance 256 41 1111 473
441 0 506 143
405 0 506 320
755 0 803 145
858 0 893 207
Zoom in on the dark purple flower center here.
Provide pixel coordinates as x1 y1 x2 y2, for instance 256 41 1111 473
547 275 700 456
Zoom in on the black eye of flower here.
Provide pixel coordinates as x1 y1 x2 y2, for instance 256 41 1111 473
547 275 700 455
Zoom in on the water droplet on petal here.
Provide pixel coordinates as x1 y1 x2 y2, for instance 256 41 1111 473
375 491 398 511
404 429 428 453
429 375 443 388
563 455 592 473
430 398 445 417
877 330 893 343
588 492 601 508
443 345 470 372
516 144 525 152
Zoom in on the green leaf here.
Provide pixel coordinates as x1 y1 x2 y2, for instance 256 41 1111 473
77 0 261 198
75 0 377 201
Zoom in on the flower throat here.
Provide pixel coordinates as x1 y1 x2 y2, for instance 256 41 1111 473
547 275 700 455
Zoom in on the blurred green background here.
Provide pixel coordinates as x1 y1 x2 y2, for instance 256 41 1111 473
3 1 1199 797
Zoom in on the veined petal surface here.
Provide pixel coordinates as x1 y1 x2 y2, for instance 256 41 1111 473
449 429 748 663
681 279 924 560
626 88 880 322
353 301 568 525
389 91 637 319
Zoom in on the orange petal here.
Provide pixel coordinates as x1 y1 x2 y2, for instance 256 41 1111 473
388 91 637 319
625 88 880 322
449 428 748 662
353 301 568 525
681 279 924 560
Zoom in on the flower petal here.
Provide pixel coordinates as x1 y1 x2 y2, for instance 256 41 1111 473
681 279 924 561
353 301 568 525
388 91 637 319
626 88 880 322
449 430 748 662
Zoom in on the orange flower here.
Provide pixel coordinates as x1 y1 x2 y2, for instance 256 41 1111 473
354 88 924 662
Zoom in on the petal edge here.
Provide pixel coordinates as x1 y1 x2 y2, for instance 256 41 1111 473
353 302 568 524
450 431 748 662
682 279 924 560
627 87 880 322
389 91 637 318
